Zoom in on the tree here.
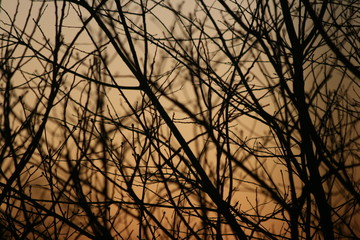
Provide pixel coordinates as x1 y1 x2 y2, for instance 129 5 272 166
0 0 359 239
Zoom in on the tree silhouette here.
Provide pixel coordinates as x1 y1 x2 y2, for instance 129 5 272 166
0 0 359 239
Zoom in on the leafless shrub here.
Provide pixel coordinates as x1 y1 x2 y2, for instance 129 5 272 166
0 0 359 239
